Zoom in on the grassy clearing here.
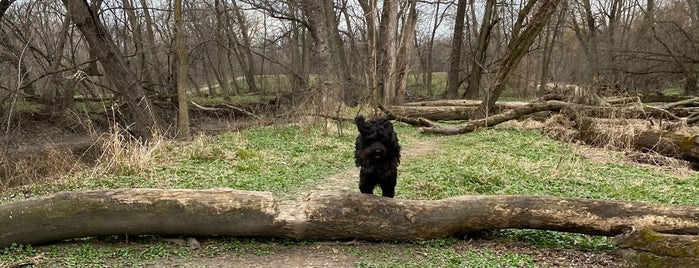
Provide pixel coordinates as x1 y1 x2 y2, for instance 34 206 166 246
399 127 698 205
1 120 697 267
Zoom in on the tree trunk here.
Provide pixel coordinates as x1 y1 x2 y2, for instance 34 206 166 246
376 0 398 105
537 4 566 95
61 0 164 140
445 0 467 99
392 0 417 105
137 0 164 94
632 130 699 163
614 228 699 267
214 0 233 99
465 0 497 99
229 0 259 93
358 0 378 104
389 101 530 120
174 0 189 139
2 189 698 247
299 0 346 107
390 105 479 120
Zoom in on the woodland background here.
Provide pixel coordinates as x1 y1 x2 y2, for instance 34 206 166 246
1 0 697 140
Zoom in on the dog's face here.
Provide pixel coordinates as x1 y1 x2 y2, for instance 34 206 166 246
354 116 400 166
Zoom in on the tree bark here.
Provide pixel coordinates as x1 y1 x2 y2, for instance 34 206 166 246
614 228 699 267
465 0 497 99
392 0 417 105
174 0 190 139
376 0 398 105
445 0 467 99
390 105 479 120
1 189 698 247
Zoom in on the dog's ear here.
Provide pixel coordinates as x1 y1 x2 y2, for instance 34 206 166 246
383 119 394 133
355 116 366 132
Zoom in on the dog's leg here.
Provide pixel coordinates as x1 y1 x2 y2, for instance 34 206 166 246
359 180 375 195
379 179 396 198
359 172 376 195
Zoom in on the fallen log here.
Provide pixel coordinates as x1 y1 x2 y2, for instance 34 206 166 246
640 93 695 104
390 101 533 120
403 100 530 108
2 189 698 247
632 130 699 163
614 228 699 267
388 100 694 124
419 100 568 134
388 105 478 120
661 96 699 109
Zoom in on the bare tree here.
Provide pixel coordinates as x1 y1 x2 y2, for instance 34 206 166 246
393 0 417 105
298 0 348 106
174 0 189 139
228 0 259 93
464 0 498 99
415 0 451 98
477 0 564 118
61 0 164 140
445 0 467 99
536 1 566 95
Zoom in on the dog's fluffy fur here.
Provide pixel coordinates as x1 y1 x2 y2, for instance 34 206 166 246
354 116 401 198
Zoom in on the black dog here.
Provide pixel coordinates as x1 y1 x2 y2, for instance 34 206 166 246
354 116 401 198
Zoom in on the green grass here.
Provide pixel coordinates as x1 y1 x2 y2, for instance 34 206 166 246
398 128 698 205
2 120 697 267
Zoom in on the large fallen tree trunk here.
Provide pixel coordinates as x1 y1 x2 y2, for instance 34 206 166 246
575 118 699 163
614 228 699 267
1 189 698 247
394 101 683 122
418 100 568 134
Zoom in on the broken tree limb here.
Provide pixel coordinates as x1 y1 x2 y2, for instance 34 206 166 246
2 189 699 247
419 100 568 134
661 96 699 109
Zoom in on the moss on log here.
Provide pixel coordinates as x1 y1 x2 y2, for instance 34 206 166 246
614 228 699 268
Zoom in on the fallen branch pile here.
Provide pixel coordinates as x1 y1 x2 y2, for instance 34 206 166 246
384 96 699 167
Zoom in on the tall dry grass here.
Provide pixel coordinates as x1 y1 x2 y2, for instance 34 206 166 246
0 145 85 191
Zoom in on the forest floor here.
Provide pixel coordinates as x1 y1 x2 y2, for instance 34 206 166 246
126 136 620 268
1 116 627 267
